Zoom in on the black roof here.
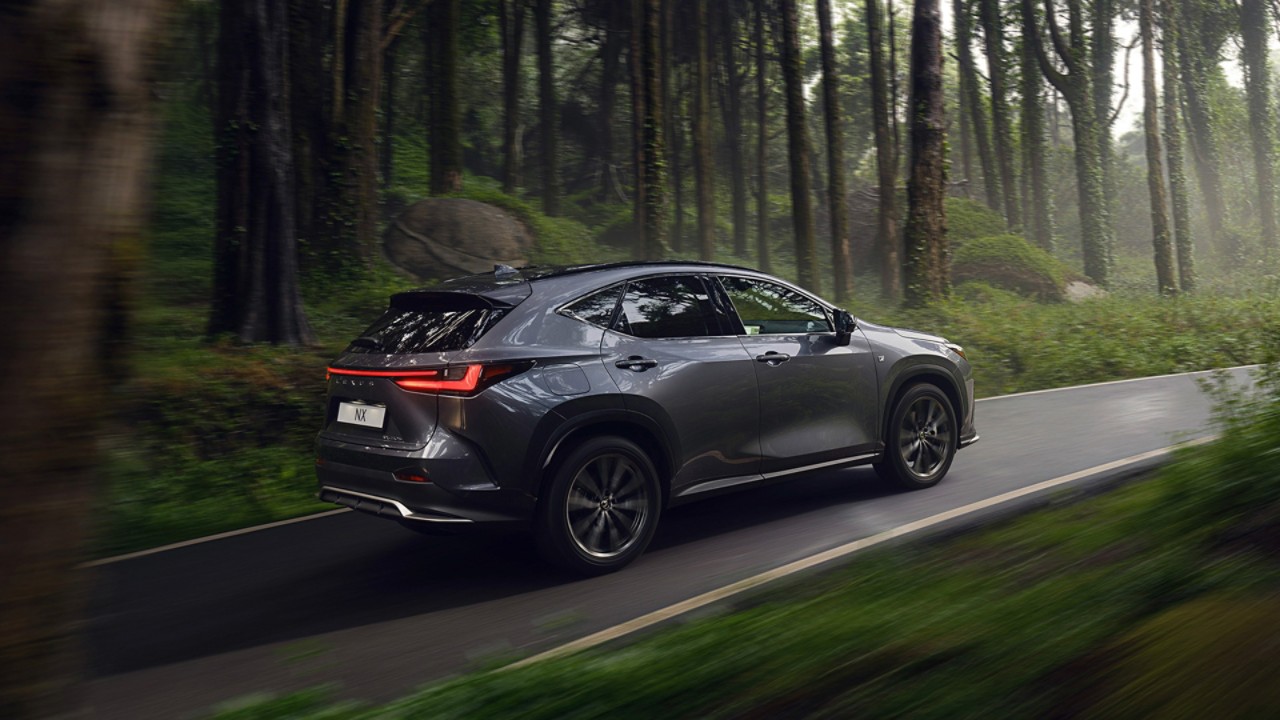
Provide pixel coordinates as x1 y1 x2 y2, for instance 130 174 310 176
495 260 760 281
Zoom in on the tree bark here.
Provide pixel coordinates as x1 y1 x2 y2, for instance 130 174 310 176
381 33 397 188
1140 0 1176 294
868 0 900 298
428 0 462 195
212 0 315 344
903 0 948 306
500 0 526 194
1161 0 1194 291
1240 0 1276 248
693 0 715 260
666 0 685 252
1019 5 1053 251
1176 0 1225 249
535 0 560 215
817 0 853 302
1090 0 1115 233
955 0 1000 214
779 0 820 291
634 0 669 259
754 0 770 271
720 3 749 258
1024 0 1113 286
288 0 325 249
979 0 1021 229
0 1 164 716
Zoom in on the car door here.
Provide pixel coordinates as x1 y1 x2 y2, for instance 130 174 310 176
716 275 878 475
601 274 762 492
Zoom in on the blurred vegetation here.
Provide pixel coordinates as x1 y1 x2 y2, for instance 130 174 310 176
206 359 1280 719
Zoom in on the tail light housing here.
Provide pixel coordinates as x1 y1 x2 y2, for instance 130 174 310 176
327 362 532 397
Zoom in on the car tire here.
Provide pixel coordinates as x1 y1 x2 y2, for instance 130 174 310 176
874 383 957 490
534 435 662 575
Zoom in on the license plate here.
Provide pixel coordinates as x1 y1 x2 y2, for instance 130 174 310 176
337 402 386 429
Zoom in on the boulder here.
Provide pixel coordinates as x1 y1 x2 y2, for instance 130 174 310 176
383 198 535 280
952 234 1072 302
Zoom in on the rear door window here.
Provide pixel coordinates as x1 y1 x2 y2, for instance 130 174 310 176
615 276 718 339
346 298 507 354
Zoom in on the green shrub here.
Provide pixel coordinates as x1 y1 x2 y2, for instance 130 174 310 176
952 233 1071 301
946 197 1007 246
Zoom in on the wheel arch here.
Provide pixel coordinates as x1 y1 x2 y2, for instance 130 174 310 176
881 364 964 445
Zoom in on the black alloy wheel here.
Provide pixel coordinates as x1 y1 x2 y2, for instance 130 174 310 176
875 383 957 490
535 435 662 575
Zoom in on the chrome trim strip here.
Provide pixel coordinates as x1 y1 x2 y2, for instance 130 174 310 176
958 434 980 449
319 486 474 523
761 452 879 480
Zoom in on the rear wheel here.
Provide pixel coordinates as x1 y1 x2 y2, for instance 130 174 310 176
535 435 661 575
874 383 957 490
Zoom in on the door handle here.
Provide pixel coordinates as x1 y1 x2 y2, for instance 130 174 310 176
755 351 791 366
615 356 658 371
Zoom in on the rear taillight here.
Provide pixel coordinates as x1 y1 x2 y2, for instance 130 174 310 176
326 363 530 397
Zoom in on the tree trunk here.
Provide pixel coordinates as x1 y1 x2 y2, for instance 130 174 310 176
979 0 1020 229
868 0 900 298
754 0 771 271
903 0 948 306
1019 7 1053 251
1176 0 1225 248
1140 0 1176 294
213 0 315 344
535 0 560 215
381 34 397 188
817 0 852 301
599 3 624 202
500 0 526 194
634 0 669 259
955 0 1000 214
720 3 749 258
0 1 163 715
1091 0 1115 232
428 0 462 195
779 0 820 291
1240 0 1276 248
317 0 383 266
1161 0 1194 291
693 0 716 260
1024 0 1113 286
289 0 325 251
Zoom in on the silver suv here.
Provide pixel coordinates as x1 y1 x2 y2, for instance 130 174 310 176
316 262 977 574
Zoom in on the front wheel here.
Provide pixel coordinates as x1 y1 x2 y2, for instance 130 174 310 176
874 383 957 490
535 435 662 575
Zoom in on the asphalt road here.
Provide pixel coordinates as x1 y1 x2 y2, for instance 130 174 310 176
85 367 1253 718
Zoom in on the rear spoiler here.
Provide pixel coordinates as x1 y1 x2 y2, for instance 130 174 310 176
389 286 530 310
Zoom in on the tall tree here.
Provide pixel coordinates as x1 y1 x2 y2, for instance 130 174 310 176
779 0 821 291
0 1 163 716
955 0 1001 213
597 0 625 201
428 0 463 195
665 0 684 251
212 0 314 344
1140 0 1176 294
978 0 1021 229
633 0 669 259
1240 0 1276 247
381 32 399 189
720 2 750 257
903 0 948 305
1024 0 1114 287
1176 0 1227 248
288 0 326 254
535 0 560 215
818 0 853 302
500 0 527 194
318 0 384 264
869 0 901 297
1090 0 1116 229
693 0 716 260
754 0 771 271
1019 6 1053 250
1161 0 1195 291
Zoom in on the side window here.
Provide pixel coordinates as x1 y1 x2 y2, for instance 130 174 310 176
560 285 623 328
720 276 832 335
615 276 716 339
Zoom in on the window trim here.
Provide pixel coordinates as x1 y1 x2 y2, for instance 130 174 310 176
556 281 627 329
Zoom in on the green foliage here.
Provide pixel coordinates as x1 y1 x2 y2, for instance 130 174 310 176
944 197 1006 247
951 233 1072 300
442 184 611 266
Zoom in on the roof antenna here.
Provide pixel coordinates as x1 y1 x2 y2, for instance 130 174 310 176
494 264 518 278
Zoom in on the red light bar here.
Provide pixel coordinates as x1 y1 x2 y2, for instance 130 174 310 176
394 365 484 393
327 363 529 396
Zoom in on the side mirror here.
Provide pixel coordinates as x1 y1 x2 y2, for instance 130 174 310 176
834 310 855 346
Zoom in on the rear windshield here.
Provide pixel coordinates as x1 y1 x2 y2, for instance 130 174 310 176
346 302 507 354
